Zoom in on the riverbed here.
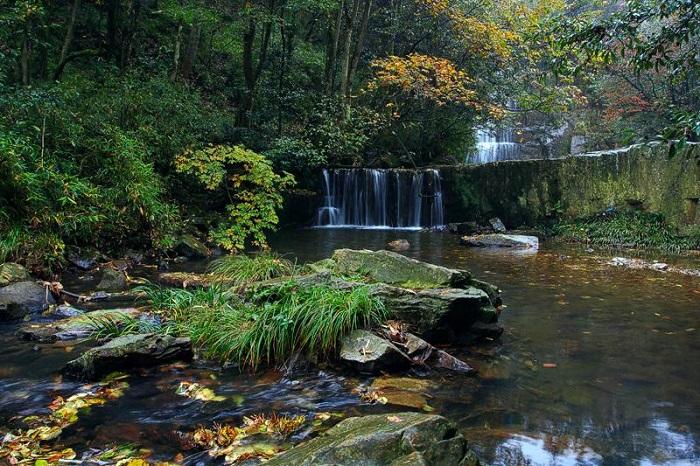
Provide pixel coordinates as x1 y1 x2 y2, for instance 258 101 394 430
1 229 699 465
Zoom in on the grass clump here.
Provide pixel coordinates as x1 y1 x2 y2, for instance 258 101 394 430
79 312 168 339
553 210 700 252
208 252 295 290
173 280 386 369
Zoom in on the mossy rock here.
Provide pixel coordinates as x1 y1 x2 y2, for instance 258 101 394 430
0 263 30 287
331 249 471 288
97 268 128 292
266 412 480 465
19 308 140 343
62 333 192 380
174 234 210 258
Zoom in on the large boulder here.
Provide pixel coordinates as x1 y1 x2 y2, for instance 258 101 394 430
387 239 410 252
0 281 55 321
19 308 140 343
174 234 210 259
266 412 480 466
62 333 192 380
0 263 30 286
96 268 128 291
331 249 470 288
340 330 410 373
461 234 538 250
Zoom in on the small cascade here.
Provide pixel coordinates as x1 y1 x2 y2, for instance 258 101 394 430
469 127 521 164
316 168 444 229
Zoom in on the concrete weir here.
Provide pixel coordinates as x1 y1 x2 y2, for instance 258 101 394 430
440 142 700 228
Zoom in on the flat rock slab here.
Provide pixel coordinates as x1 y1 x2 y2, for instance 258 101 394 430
461 234 539 250
159 272 214 288
63 333 192 380
19 308 141 343
266 412 480 466
340 330 410 373
332 249 471 288
0 281 56 321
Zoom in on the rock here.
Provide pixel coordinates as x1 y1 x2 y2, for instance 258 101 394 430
174 234 209 259
96 268 128 292
0 281 56 321
373 285 497 340
62 333 193 380
19 308 140 343
47 304 85 318
467 321 504 341
387 239 410 252
369 376 437 410
332 249 471 288
159 272 213 288
340 330 410 373
447 222 478 236
0 263 30 286
266 412 480 466
461 234 539 250
65 247 102 270
650 262 669 271
400 333 475 375
489 217 507 233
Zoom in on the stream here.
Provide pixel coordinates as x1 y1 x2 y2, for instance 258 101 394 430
1 229 699 465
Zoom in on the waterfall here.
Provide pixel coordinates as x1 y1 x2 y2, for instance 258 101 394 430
469 127 521 164
315 168 444 229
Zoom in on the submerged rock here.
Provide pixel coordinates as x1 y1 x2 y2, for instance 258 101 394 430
340 330 410 373
447 222 478 236
174 234 210 258
461 234 539 250
19 308 140 343
387 239 410 252
63 333 192 380
0 281 56 321
96 268 128 292
266 412 480 466
0 263 30 286
332 249 471 288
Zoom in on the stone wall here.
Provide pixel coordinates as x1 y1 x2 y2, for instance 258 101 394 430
440 142 700 229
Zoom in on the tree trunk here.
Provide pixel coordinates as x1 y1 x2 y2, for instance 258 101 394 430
106 0 119 59
21 20 31 85
180 22 201 79
170 22 183 81
324 1 344 94
339 0 360 98
54 0 82 81
347 0 371 96
238 0 275 127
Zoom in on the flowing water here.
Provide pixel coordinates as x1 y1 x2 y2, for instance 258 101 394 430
1 230 699 465
316 168 444 229
469 128 522 164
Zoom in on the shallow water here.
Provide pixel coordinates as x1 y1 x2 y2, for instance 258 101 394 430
1 229 699 465
268 229 700 465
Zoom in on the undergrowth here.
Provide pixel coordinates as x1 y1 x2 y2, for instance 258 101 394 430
553 210 700 252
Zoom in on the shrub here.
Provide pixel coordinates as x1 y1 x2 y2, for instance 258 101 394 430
175 145 295 251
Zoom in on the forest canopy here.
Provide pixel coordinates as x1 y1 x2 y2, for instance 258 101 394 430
0 0 698 267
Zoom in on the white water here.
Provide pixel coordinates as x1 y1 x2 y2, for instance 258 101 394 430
470 128 521 164
315 168 444 229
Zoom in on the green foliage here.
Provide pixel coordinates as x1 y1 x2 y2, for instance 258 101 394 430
159 280 386 369
554 210 700 252
208 252 296 290
175 145 295 251
81 313 143 340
